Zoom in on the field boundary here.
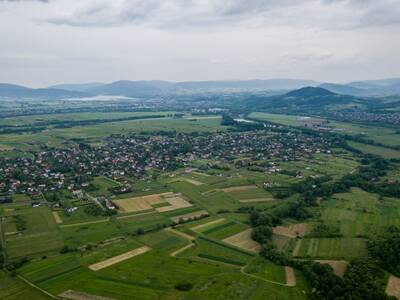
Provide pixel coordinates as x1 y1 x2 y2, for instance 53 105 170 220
17 274 58 299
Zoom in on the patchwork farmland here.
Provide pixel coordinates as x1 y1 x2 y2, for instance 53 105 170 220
0 110 399 299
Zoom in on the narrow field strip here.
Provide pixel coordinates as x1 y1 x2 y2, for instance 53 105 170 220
191 218 225 231
285 267 296 287
292 239 302 257
192 171 211 177
239 198 274 203
60 218 109 228
88 246 151 271
52 211 62 224
59 289 115 300
170 210 209 223
220 185 258 192
170 243 195 257
181 178 204 186
116 210 158 220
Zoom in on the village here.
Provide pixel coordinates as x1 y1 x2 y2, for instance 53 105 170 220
0 129 333 203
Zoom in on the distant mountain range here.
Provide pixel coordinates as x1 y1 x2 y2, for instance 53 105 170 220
47 79 320 97
0 83 89 99
0 78 399 99
319 79 400 96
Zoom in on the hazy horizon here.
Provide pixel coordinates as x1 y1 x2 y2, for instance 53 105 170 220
1 0 400 87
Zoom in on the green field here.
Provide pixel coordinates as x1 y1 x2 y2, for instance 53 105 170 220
250 112 400 147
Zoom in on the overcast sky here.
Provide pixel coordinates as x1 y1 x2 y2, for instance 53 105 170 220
1 0 400 87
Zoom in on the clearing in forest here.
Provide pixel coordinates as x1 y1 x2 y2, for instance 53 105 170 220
88 246 151 271
223 228 261 253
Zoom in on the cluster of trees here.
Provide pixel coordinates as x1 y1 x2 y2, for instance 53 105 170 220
368 226 400 277
83 204 113 216
249 210 281 245
309 222 341 238
273 201 312 221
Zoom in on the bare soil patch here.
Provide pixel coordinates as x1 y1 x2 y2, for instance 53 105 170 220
315 260 348 277
156 196 192 213
59 290 115 300
191 218 225 231
223 228 261 253
170 210 209 223
386 275 400 299
88 246 151 271
220 185 258 192
285 267 296 287
273 223 306 238
239 198 274 203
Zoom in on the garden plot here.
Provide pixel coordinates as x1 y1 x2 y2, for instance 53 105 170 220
223 229 261 253
273 223 306 238
88 246 151 271
113 192 175 213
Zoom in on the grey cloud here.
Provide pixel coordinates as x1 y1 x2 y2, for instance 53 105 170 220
42 0 400 29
